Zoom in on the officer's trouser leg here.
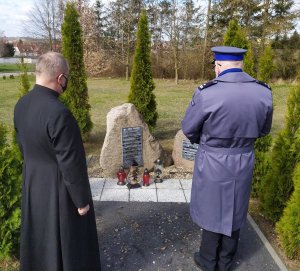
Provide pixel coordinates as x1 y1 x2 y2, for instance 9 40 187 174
217 229 240 271
199 229 222 271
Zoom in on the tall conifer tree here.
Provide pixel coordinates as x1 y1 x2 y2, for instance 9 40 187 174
223 19 271 196
261 84 300 222
252 44 273 197
258 45 275 82
223 19 255 76
128 10 158 130
61 2 92 140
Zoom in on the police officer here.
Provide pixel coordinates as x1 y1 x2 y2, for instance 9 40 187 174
181 46 273 271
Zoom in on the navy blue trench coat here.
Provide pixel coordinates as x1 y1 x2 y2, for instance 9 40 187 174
182 71 273 236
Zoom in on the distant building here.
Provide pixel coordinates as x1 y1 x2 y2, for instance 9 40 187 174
14 40 40 57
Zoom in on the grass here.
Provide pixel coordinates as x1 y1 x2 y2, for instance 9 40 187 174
0 258 19 271
0 63 35 73
0 77 291 156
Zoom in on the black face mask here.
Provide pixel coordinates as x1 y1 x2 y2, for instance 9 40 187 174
60 74 68 92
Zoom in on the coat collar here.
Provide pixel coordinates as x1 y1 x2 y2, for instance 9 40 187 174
215 71 255 83
33 84 59 98
218 68 242 77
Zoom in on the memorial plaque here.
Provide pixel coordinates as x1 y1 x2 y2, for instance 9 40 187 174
122 127 143 168
182 140 199 161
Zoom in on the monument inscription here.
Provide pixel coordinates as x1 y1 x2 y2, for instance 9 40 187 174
182 140 199 161
122 126 143 168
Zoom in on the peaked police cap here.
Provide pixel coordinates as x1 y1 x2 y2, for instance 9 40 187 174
211 46 247 61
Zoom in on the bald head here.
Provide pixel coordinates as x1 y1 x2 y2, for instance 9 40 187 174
35 52 69 94
36 52 68 79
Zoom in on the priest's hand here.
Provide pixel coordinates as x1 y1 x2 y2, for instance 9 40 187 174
78 204 90 216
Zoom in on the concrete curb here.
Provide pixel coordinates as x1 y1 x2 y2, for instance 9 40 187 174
247 214 288 271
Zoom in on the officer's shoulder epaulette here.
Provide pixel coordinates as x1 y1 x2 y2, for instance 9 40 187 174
198 80 218 91
256 80 272 90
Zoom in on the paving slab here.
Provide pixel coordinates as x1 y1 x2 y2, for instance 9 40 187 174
101 188 129 201
155 179 182 189
130 188 157 202
183 189 191 203
180 179 192 190
157 189 186 203
95 202 283 271
104 179 128 189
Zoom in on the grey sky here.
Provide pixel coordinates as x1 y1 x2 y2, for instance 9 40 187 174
0 0 299 38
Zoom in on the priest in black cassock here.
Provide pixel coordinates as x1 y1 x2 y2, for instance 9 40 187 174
14 52 101 271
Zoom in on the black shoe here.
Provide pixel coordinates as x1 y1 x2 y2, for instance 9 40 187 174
194 252 209 271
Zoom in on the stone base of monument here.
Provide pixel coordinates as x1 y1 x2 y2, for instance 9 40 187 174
172 129 198 171
100 103 171 177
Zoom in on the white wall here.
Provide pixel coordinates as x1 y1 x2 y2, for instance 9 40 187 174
0 57 38 64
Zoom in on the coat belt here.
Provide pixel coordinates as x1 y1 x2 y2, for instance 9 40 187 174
200 144 254 155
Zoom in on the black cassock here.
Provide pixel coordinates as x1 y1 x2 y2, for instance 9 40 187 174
14 84 101 271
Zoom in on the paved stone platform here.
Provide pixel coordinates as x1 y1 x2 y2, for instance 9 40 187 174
91 179 288 271
90 178 192 202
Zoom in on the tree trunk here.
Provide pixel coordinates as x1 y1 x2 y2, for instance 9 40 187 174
48 31 53 51
126 32 130 81
126 65 129 81
261 0 270 51
173 45 179 85
201 0 211 80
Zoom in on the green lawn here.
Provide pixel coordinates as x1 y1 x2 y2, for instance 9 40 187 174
0 76 291 156
0 63 35 73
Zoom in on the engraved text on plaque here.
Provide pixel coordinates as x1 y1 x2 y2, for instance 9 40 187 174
122 127 143 168
182 140 198 161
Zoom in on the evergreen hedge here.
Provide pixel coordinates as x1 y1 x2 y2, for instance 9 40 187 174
243 44 256 78
276 159 300 260
258 45 275 82
223 19 269 196
252 135 272 197
0 124 22 260
61 2 93 141
0 59 29 260
260 85 300 222
128 10 158 130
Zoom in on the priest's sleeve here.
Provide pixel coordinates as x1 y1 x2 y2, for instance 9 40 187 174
48 108 92 208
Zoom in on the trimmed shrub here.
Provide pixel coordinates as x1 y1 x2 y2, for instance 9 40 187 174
243 44 256 78
2 75 6 80
260 85 300 222
61 2 93 141
128 10 158 131
258 45 275 82
252 135 272 197
18 56 31 97
0 124 22 260
276 159 300 260
9 75 14 79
